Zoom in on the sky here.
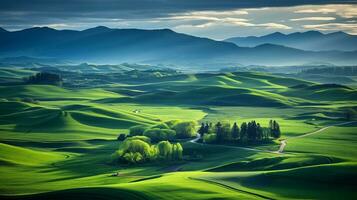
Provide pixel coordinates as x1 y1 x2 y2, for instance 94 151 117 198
0 0 357 40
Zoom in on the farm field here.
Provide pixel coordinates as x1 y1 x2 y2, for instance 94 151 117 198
0 69 356 199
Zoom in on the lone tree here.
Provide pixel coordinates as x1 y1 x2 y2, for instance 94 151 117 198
247 121 257 142
204 123 210 134
117 134 127 141
198 123 206 137
270 120 281 138
231 122 240 139
221 122 232 141
256 123 263 141
215 122 223 143
240 122 248 142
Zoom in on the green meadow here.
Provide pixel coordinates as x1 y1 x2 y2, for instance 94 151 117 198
0 69 356 199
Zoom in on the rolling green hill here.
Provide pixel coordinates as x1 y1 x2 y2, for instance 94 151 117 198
0 70 356 199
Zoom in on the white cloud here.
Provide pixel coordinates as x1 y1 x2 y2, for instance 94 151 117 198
167 10 248 21
174 21 290 30
243 7 270 11
169 9 291 30
256 23 292 30
174 22 215 29
290 17 336 21
294 4 357 18
231 21 255 27
294 8 336 14
187 10 249 16
32 23 70 28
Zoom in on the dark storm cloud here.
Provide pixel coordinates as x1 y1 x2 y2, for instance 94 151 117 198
1 0 357 37
0 0 355 21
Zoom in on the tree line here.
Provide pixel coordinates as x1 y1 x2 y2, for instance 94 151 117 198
112 137 183 164
25 72 62 86
198 120 281 144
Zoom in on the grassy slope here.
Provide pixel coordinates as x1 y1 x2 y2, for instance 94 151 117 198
195 122 357 199
0 142 65 166
0 85 122 100
0 72 356 199
100 72 317 107
0 68 36 83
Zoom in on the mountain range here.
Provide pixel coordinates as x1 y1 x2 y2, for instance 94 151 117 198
225 31 357 51
1 26 357 68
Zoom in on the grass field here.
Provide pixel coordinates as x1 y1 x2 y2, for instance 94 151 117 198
0 70 356 199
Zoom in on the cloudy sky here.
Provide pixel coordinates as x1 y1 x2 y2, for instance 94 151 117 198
1 0 357 39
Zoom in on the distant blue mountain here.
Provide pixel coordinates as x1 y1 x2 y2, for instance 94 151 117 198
0 27 8 33
1 27 357 68
225 31 357 51
0 56 70 65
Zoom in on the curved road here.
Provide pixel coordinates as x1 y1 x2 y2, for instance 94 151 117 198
277 121 356 153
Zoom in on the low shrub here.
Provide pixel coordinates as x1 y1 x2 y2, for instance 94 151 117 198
173 121 197 139
151 123 170 129
126 135 151 144
129 125 149 136
203 133 217 144
143 128 176 143
117 134 127 141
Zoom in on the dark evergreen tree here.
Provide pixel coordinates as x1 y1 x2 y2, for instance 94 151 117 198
240 122 248 143
221 122 231 141
198 123 205 137
262 127 270 141
117 134 127 141
215 122 223 143
269 119 273 136
271 120 281 138
274 121 281 138
231 122 240 139
204 123 210 134
247 121 258 142
257 123 263 142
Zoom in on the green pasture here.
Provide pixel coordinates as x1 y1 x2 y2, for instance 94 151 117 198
0 71 356 199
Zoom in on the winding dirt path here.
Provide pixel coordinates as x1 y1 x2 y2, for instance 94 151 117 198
277 121 356 153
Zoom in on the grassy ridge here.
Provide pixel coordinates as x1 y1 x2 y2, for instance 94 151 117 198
0 143 65 166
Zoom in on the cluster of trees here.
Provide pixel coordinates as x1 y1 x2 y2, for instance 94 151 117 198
128 120 197 142
199 120 281 144
113 120 197 164
25 72 62 86
112 137 183 164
